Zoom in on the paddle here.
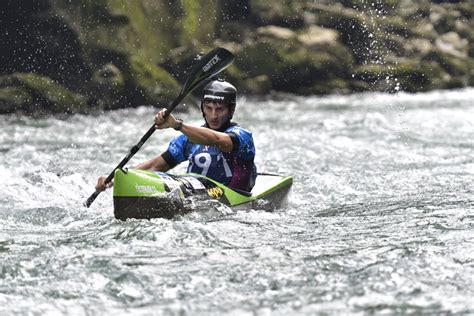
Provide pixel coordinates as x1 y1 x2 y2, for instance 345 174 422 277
84 47 235 208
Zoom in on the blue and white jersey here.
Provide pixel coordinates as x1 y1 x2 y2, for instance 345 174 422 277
162 124 257 192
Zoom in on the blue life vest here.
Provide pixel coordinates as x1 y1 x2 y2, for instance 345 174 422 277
164 124 257 192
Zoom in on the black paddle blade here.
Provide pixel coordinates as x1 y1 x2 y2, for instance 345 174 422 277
163 47 234 117
181 47 234 97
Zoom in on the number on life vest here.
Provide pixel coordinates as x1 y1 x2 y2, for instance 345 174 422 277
191 152 233 178
194 153 211 176
217 152 232 177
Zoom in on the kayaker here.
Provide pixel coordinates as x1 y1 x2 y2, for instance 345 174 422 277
96 79 257 193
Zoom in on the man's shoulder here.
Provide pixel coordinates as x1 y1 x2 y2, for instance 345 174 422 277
169 133 189 146
225 124 255 153
225 124 253 136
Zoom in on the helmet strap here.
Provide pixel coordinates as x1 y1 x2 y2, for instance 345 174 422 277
228 104 235 120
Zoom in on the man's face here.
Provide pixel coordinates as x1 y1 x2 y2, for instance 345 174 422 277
202 100 232 130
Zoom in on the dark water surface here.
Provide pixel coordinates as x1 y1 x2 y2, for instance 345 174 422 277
1 89 473 315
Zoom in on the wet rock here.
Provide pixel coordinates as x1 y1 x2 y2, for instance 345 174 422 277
90 63 125 110
242 75 272 94
435 32 468 58
257 25 296 40
127 56 180 107
405 38 434 58
248 0 305 28
0 86 33 114
297 25 339 48
0 73 86 114
92 63 124 87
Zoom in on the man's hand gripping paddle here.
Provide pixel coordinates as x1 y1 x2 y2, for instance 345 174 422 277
84 48 234 208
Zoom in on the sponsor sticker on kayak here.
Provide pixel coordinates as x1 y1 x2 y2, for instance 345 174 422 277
156 172 180 192
207 186 224 198
135 184 159 195
181 177 206 190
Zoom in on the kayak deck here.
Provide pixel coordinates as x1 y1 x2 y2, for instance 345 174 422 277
112 169 292 220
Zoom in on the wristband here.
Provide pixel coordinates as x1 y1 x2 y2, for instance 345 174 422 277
174 119 183 131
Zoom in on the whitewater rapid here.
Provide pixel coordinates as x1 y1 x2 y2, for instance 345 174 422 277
1 88 473 314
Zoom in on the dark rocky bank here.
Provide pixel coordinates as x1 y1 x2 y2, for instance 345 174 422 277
1 0 473 114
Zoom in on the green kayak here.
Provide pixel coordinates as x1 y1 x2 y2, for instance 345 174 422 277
113 169 293 220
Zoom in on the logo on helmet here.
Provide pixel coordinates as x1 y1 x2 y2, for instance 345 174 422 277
204 95 225 101
203 55 221 72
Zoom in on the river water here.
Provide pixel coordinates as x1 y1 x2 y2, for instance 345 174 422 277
1 88 473 315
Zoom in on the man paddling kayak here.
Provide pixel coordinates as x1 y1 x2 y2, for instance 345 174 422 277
96 79 257 193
